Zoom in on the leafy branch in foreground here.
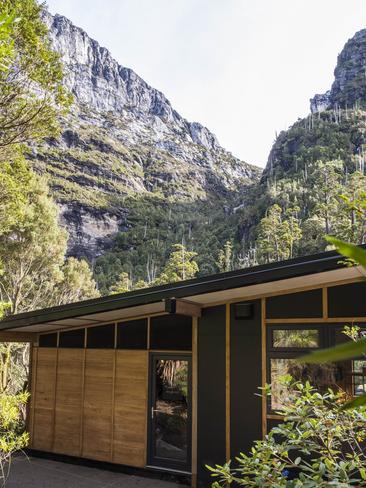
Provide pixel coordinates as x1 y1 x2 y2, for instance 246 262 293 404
208 379 366 487
301 236 366 408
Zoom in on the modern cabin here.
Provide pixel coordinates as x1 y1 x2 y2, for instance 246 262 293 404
1 249 366 487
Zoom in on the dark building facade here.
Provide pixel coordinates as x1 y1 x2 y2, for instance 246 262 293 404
1 249 366 487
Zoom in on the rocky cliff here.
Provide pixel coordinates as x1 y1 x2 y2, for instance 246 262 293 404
310 29 366 112
34 11 260 260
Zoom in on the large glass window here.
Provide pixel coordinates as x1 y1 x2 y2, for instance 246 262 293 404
267 324 366 413
269 358 336 411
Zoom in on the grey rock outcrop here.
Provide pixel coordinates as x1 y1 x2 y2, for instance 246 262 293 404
35 11 260 259
311 29 366 112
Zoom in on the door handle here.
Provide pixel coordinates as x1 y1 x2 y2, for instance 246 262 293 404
151 407 159 419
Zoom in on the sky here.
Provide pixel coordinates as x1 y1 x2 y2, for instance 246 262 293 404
46 0 366 168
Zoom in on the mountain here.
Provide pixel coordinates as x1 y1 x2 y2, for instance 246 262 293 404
31 12 366 292
253 29 366 260
33 11 260 270
311 29 366 113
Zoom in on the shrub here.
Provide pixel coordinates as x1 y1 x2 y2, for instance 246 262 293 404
208 378 366 487
0 392 29 485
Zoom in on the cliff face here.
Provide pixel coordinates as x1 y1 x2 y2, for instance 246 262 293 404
34 11 260 259
311 29 366 113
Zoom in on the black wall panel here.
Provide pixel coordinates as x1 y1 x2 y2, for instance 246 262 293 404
39 332 57 347
230 300 262 459
197 305 226 487
117 318 147 349
86 324 115 348
266 289 322 318
150 314 192 350
59 328 85 348
328 282 366 317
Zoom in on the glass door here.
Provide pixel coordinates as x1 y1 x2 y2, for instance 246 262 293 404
148 354 191 472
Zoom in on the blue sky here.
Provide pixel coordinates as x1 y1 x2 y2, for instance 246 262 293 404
46 0 366 167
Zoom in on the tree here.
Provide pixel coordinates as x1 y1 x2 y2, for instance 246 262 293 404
208 379 366 487
109 272 132 294
217 240 233 272
0 168 100 314
0 392 29 486
0 0 71 156
153 244 199 285
256 205 302 263
308 160 343 235
334 171 366 244
0 171 67 315
52 257 99 305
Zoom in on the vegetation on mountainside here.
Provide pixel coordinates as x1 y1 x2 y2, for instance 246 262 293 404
109 243 199 294
0 0 98 406
97 109 366 291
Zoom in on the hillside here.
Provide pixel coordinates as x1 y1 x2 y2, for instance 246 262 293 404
31 12 260 279
31 13 366 292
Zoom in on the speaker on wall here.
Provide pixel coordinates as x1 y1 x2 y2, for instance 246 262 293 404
234 303 254 320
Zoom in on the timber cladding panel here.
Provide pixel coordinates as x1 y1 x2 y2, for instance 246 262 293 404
113 350 148 467
54 349 84 456
82 349 114 461
32 348 57 451
30 346 149 468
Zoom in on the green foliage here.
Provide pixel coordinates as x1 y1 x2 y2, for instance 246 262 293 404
0 392 29 485
109 272 132 294
0 160 99 314
256 204 302 263
52 257 100 305
94 195 237 293
152 244 199 285
217 241 234 272
0 0 71 155
208 379 366 487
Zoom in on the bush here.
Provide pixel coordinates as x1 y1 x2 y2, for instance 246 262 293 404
208 378 366 487
0 392 29 485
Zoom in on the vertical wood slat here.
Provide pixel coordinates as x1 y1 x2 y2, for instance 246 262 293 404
322 287 328 319
191 317 198 488
261 298 267 437
53 349 84 456
80 348 86 457
110 346 117 461
113 350 148 467
32 348 57 451
82 349 114 462
29 345 38 445
225 303 230 462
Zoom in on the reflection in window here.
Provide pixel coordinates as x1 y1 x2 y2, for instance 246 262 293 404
347 360 366 397
154 359 189 463
270 359 336 411
272 329 319 348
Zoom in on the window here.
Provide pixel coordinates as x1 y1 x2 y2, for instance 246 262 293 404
272 329 319 349
266 323 366 412
269 358 336 411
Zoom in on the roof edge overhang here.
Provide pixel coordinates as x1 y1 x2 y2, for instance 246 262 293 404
0 248 364 332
